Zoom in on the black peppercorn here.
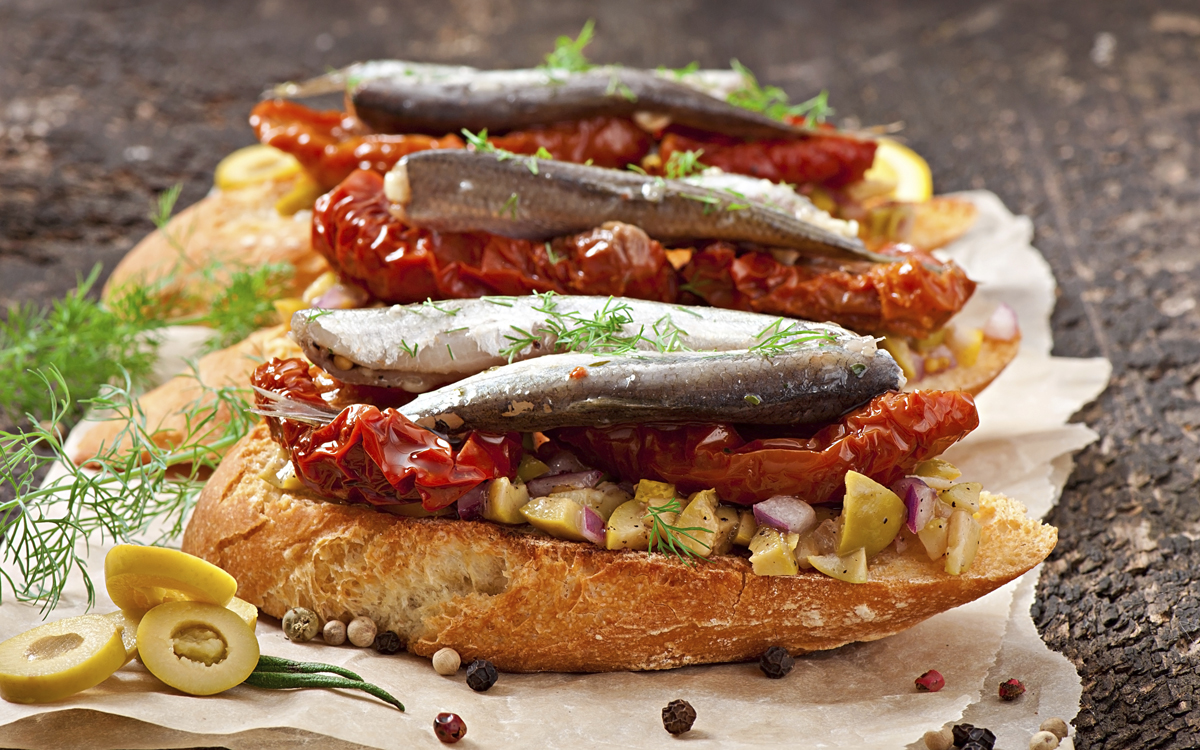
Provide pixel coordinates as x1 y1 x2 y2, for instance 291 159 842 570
661 699 696 735
372 630 403 654
951 723 996 750
758 646 795 679
465 658 498 692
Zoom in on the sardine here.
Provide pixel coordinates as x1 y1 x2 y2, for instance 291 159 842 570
256 345 903 433
269 62 815 141
293 294 873 391
386 150 891 263
270 61 748 104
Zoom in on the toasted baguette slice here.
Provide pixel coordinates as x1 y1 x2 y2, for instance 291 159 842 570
182 424 1056 673
70 326 299 465
103 177 328 315
905 337 1020 396
909 197 979 251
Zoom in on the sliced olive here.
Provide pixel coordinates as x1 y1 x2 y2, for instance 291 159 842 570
226 597 259 630
105 545 237 617
101 611 140 664
137 601 260 696
0 614 126 703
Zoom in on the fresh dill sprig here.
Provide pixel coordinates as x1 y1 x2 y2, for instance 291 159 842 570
727 60 834 125
0 367 256 612
501 192 520 219
604 72 637 102
542 20 595 72
664 149 706 179
499 294 693 361
0 266 163 425
749 318 838 356
399 339 419 358
658 61 700 79
200 262 292 350
650 315 690 353
545 242 561 265
533 146 554 160
421 298 460 316
646 498 712 565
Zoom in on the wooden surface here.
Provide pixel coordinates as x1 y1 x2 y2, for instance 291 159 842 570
2 1 1197 747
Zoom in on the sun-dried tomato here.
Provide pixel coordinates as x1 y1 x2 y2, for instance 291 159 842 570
251 100 650 190
251 99 465 190
680 242 975 339
251 358 521 510
658 127 877 188
551 390 978 505
312 170 678 304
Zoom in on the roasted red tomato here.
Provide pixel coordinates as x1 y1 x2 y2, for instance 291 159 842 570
658 127 877 188
251 100 650 190
313 170 678 304
252 358 521 511
552 390 979 505
680 242 975 340
251 99 464 191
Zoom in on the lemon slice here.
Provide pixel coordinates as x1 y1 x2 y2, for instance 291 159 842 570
105 545 237 617
0 615 126 703
214 144 302 190
865 139 933 203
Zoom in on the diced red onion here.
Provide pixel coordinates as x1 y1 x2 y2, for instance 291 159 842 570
525 470 604 498
926 344 957 369
894 477 937 533
581 506 606 546
752 495 816 535
545 451 589 475
455 482 488 521
982 303 1019 341
313 283 370 310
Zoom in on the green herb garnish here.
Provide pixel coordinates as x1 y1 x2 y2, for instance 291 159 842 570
749 318 838 356
542 20 595 72
664 149 705 179
0 367 256 612
501 192 520 219
646 498 712 565
727 60 834 125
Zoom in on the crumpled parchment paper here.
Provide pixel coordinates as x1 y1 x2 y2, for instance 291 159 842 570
0 191 1110 750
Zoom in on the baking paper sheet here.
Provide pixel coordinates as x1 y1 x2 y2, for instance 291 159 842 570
0 191 1109 749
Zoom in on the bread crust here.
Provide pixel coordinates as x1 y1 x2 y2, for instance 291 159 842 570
71 326 300 465
103 178 328 315
182 425 1056 673
905 337 1020 396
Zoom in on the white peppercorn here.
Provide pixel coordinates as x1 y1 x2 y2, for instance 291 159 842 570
432 647 461 675
923 727 953 750
1030 730 1060 750
347 616 377 647
323 619 347 646
1039 717 1069 740
282 607 320 643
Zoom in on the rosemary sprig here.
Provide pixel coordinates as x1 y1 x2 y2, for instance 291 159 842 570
0 367 256 612
727 60 834 125
542 20 595 72
646 498 712 565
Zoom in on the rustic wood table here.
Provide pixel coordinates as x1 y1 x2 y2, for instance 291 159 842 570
2 1 1196 747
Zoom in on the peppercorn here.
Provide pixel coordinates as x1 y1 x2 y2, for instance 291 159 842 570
433 712 467 743
922 727 953 750
347 616 377 647
914 669 945 692
999 677 1026 701
432 648 461 676
373 630 403 655
1029 730 1060 750
951 724 996 750
1039 717 1069 740
282 607 320 643
758 646 794 679
960 743 989 750
465 659 498 692
661 699 696 735
322 619 346 646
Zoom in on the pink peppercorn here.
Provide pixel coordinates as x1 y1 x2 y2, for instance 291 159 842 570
915 670 946 692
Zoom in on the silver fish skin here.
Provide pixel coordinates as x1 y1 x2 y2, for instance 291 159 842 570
387 151 891 263
397 346 902 433
293 294 874 391
270 61 749 105
349 67 821 141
